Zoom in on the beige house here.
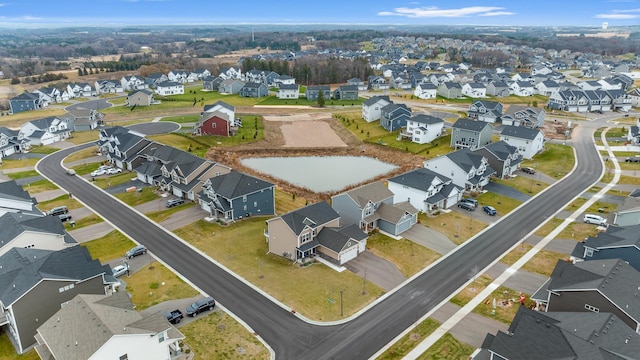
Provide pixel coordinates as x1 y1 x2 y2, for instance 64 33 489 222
126 89 156 107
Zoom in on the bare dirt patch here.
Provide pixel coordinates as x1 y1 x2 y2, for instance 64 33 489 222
281 121 347 148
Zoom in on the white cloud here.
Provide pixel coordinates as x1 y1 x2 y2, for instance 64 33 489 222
596 7 640 19
377 6 513 18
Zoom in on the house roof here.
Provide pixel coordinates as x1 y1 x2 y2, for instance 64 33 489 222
343 181 394 208
11 92 40 101
500 125 542 140
276 201 339 236
36 291 183 360
156 80 182 88
27 116 66 131
376 202 418 223
578 224 640 251
452 118 491 132
362 96 391 107
0 179 37 206
477 140 519 162
409 114 444 125
336 85 359 92
203 171 274 200
445 148 487 173
0 212 76 250
0 247 114 307
128 89 153 97
388 167 450 192
316 224 367 253
242 82 266 89
279 84 299 90
204 100 235 113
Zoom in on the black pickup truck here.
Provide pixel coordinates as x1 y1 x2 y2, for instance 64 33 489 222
164 309 184 324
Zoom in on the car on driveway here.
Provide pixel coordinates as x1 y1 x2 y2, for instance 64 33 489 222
186 297 215 317
166 198 185 208
458 202 475 211
106 167 122 175
90 168 107 177
521 167 536 174
125 245 147 259
164 309 184 324
461 198 478 208
58 213 72 222
111 264 129 277
625 157 640 163
482 205 497 216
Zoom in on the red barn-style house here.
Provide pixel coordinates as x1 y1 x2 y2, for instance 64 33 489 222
194 110 232 137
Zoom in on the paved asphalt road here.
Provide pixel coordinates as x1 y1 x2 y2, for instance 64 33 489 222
37 118 602 359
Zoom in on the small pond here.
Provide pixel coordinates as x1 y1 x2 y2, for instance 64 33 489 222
240 156 398 193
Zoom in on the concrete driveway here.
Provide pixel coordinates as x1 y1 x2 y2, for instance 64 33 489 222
68 222 115 243
343 251 405 292
401 223 457 255
484 182 531 202
160 205 209 231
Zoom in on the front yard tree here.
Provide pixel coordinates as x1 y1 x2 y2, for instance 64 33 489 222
317 90 325 107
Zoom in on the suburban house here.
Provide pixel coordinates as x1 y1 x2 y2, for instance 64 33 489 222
276 84 300 99
35 292 184 360
120 75 147 91
450 118 493 150
380 103 411 132
608 193 640 227
467 100 503 124
461 82 487 98
20 116 72 146
265 201 368 266
400 114 444 144
202 75 224 91
548 89 590 112
239 82 268 98
194 110 233 137
535 80 561 96
628 88 640 107
0 128 30 162
368 76 389 90
475 306 640 360
94 79 123 95
167 69 190 83
423 148 495 192
509 80 534 96
413 83 437 99
66 83 96 98
125 89 156 107
274 75 295 87
501 105 546 128
0 180 39 216
154 81 184 96
9 92 45 114
197 171 275 221
32 87 64 105
361 96 391 122
219 66 242 80
628 118 640 145
473 140 522 179
486 81 510 97
0 247 118 354
388 168 462 213
144 73 168 88
191 67 211 80
203 101 235 121
499 125 545 160
0 212 77 257
570 224 640 271
347 78 367 91
608 89 633 112
218 79 245 95
332 85 359 100
63 107 104 131
100 130 152 170
390 75 411 90
531 259 640 333
331 181 418 236
305 85 331 101
437 82 462 99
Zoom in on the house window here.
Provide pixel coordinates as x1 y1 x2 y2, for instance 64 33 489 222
243 205 247 211
584 304 599 313
301 232 310 243
585 248 594 257
243 195 247 202
158 332 165 343
211 123 216 128
254 201 257 207
58 284 75 293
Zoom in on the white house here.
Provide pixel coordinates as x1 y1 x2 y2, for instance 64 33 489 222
20 116 72 146
423 148 494 192
461 82 487 98
500 125 545 160
387 167 462 213
413 83 437 99
0 212 76 257
361 96 391 122
509 81 534 96
401 114 444 144
155 81 184 96
120 75 147 91
276 84 300 99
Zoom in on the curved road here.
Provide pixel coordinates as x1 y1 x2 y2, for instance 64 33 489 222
37 121 602 359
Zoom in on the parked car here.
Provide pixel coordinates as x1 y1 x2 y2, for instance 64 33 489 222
90 168 107 177
166 198 185 208
106 167 122 175
625 157 640 163
482 205 497 216
98 165 112 171
48 206 68 216
164 309 184 324
125 245 147 259
583 214 606 226
186 297 215 317
66 169 76 176
458 202 475 211
461 198 478 208
58 213 72 222
521 167 536 174
111 264 129 277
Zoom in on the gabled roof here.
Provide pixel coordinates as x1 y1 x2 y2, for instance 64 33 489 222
579 224 640 250
388 168 450 192
316 224 367 253
478 140 519 161
445 148 487 172
27 116 65 131
203 171 274 200
0 212 75 249
203 100 235 113
128 88 153 97
156 80 182 88
275 201 339 236
376 202 418 223
343 181 393 208
500 125 542 140
452 118 491 132
363 96 391 107
10 92 40 101
409 114 444 125
0 179 37 205
0 247 113 307
242 82 266 89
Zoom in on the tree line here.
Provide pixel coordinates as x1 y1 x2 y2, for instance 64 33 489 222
241 57 373 85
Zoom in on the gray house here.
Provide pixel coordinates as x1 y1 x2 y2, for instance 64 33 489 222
501 105 546 128
126 89 155 107
202 76 224 91
0 247 117 354
473 140 522 179
331 181 418 236
218 79 245 94
197 171 275 221
610 192 640 227
239 82 268 98
486 81 510 97
532 258 640 333
450 118 493 150
380 103 411 132
306 85 331 101
437 82 462 99
467 100 503 123
570 224 640 271
332 85 359 101
9 92 44 114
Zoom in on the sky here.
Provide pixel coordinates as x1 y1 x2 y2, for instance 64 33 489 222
0 0 639 28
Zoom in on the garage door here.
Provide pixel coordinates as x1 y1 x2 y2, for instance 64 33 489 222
340 245 359 265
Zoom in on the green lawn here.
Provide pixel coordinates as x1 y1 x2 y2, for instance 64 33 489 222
114 187 159 206
27 145 59 154
6 170 38 179
0 333 38 360
66 130 100 144
1 158 39 169
80 230 137 263
492 175 550 195
64 214 104 230
256 95 364 107
521 143 575 179
145 202 195 222
418 333 474 360
476 191 523 215
23 179 58 193
160 114 199 123
450 274 494 307
368 232 441 277
125 261 199 310
376 318 440 359
473 286 533 324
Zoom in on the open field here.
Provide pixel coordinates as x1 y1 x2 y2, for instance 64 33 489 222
420 212 488 245
81 230 136 263
125 261 199 310
367 233 441 277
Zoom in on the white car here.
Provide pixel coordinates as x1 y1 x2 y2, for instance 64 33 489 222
90 169 107 177
106 168 122 175
111 264 129 277
98 165 112 171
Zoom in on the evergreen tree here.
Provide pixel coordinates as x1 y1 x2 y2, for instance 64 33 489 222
317 90 325 107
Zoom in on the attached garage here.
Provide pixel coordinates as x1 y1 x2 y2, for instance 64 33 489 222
339 244 359 264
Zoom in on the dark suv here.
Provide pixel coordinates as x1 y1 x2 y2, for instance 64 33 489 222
186 297 215 317
626 157 640 163
125 245 147 259
166 198 185 208
458 202 475 211
164 309 184 324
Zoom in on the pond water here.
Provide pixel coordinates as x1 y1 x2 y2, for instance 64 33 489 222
240 156 398 193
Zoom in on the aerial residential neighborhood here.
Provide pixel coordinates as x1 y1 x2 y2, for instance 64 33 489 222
2 7 640 359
